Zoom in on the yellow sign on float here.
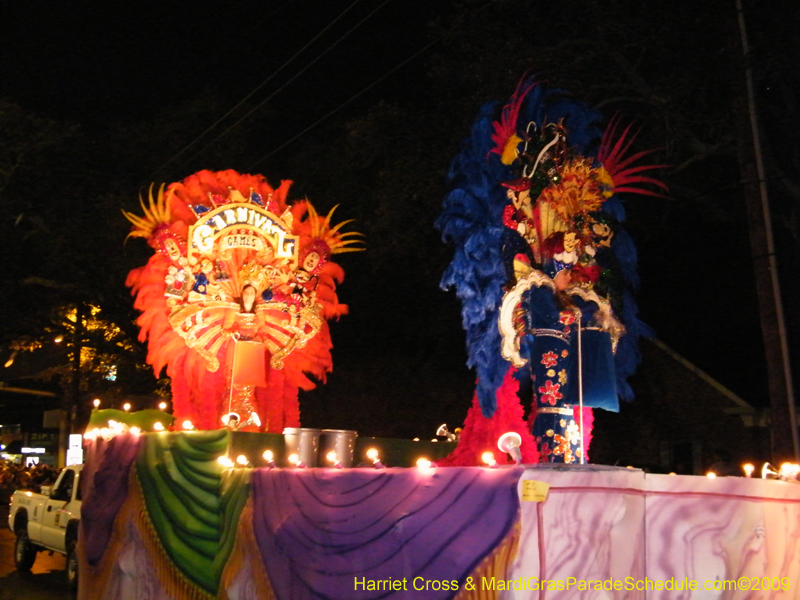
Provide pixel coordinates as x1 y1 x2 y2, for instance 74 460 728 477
521 480 550 502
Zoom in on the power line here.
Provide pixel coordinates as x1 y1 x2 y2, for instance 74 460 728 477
246 37 439 170
163 0 298 102
147 0 365 181
243 0 504 169
173 0 393 173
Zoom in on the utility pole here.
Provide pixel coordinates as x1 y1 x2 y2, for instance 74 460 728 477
735 0 800 461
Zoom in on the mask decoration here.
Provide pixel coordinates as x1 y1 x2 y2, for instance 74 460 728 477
125 170 364 432
437 79 667 466
590 217 614 248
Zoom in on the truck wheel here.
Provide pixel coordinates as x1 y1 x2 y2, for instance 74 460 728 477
65 538 78 590
14 529 37 571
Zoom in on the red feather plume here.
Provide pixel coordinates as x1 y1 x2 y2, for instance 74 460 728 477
489 78 536 163
598 114 670 198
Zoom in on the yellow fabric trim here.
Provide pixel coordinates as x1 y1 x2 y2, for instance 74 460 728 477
219 497 276 600
130 470 214 600
453 518 521 600
77 469 137 599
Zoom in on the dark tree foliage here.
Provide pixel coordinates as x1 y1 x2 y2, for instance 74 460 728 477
0 0 798 441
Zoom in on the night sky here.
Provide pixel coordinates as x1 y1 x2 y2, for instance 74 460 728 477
2 2 439 132
2 0 799 440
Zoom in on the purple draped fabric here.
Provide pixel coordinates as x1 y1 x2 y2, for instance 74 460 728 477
80 433 143 566
251 466 522 600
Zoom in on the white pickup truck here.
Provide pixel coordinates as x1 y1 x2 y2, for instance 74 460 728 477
8 464 82 588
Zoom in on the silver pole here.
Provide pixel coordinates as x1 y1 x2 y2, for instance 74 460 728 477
578 319 585 464
228 340 238 417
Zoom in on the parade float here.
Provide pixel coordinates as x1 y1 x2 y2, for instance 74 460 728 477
76 87 800 600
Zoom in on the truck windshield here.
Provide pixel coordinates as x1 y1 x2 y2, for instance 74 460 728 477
52 469 75 501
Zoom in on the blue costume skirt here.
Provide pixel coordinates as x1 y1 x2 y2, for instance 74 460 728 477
565 328 618 412
529 330 583 464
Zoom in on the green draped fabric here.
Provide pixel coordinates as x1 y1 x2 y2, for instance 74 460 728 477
135 430 249 596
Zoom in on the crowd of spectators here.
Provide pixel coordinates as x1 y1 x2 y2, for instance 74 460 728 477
0 459 59 503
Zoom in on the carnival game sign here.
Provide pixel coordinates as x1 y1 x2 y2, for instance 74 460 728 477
189 201 298 263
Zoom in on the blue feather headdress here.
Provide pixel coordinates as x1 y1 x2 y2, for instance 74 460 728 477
437 80 666 417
